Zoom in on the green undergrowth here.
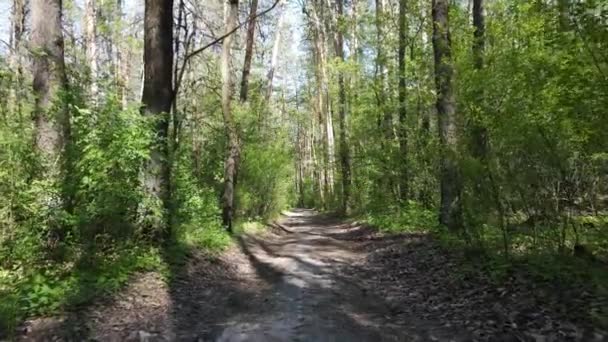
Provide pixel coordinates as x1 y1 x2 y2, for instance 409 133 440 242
362 201 438 234
0 222 235 338
0 245 164 337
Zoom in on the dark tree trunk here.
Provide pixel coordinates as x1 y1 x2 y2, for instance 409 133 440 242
397 0 408 200
141 0 173 236
334 0 351 215
240 0 258 102
31 0 69 178
470 0 488 159
432 0 462 231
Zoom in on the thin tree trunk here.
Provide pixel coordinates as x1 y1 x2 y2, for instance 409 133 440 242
470 0 487 159
172 0 185 149
141 0 173 236
240 0 259 102
9 0 26 123
265 0 286 104
432 0 462 231
309 1 334 201
375 0 390 136
397 0 408 201
220 0 240 232
116 0 129 108
334 0 350 214
84 0 98 100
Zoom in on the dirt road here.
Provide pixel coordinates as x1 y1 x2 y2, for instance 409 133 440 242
21 209 604 341
202 209 461 342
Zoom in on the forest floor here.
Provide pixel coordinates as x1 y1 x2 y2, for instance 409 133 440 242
18 209 607 341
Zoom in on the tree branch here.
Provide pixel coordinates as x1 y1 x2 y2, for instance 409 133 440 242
172 0 282 105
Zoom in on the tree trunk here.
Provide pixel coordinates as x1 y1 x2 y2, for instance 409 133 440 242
470 0 487 159
220 0 240 232
334 0 350 214
9 0 26 122
84 0 98 100
31 0 69 176
240 0 259 102
375 0 390 137
141 0 173 236
432 0 462 231
309 1 334 201
116 0 129 108
397 0 408 201
265 0 286 104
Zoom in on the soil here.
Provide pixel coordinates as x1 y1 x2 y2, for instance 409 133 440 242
18 209 608 341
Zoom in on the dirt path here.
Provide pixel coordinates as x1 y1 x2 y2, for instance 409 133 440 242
21 209 606 341
205 209 461 342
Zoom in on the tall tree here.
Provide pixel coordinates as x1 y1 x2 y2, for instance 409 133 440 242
31 0 69 178
432 0 462 230
333 0 351 214
265 0 287 103
9 0 27 119
397 0 408 200
220 0 240 231
240 0 259 102
141 0 173 234
470 0 487 159
84 0 98 99
375 0 390 137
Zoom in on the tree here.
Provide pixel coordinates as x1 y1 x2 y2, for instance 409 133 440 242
334 0 351 214
470 0 487 159
31 0 69 180
240 0 259 102
265 0 287 104
9 0 26 119
432 0 462 231
84 0 98 100
220 0 240 231
397 0 408 200
141 0 173 235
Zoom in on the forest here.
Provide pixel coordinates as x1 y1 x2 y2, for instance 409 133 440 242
0 0 607 339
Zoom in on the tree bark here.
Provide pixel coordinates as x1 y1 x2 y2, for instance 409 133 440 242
334 0 351 214
375 0 391 137
141 0 173 235
31 0 69 175
240 0 259 102
470 0 488 159
220 0 240 232
397 0 408 201
116 0 129 108
432 0 462 231
84 0 98 100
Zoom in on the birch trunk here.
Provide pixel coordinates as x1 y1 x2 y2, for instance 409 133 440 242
220 0 240 231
